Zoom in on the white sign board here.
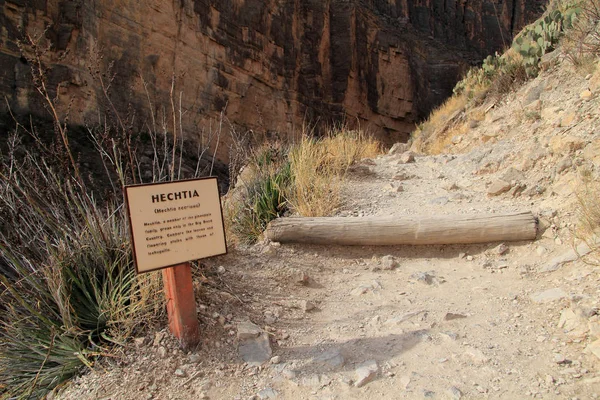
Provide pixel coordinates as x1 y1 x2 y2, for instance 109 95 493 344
125 177 227 273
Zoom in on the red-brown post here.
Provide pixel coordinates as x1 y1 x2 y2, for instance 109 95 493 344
162 262 200 349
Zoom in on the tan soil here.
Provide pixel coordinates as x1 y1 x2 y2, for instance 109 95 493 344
57 56 600 400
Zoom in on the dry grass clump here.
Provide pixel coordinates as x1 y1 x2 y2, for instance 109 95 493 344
576 169 600 262
225 128 382 243
563 0 600 68
287 128 381 217
411 93 469 151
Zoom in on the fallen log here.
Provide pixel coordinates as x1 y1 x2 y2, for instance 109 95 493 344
264 212 537 245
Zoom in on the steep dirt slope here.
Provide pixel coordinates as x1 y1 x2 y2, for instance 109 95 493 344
57 53 600 400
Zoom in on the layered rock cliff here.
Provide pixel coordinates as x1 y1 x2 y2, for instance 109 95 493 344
0 0 544 158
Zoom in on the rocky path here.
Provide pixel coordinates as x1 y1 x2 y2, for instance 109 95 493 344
60 141 600 400
59 61 600 400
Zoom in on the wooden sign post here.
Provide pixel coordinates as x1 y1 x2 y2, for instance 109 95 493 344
124 177 227 348
162 262 199 347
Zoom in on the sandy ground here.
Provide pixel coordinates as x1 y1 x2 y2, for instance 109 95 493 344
57 58 600 400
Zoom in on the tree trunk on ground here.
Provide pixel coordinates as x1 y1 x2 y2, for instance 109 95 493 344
264 212 537 245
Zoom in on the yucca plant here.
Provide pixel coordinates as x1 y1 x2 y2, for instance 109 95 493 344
0 151 162 398
227 145 291 244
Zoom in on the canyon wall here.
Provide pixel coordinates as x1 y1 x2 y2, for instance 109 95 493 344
0 0 544 158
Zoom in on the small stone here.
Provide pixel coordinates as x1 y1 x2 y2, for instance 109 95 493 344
487 180 512 196
157 346 168 358
399 151 416 164
448 386 463 399
257 388 278 399
585 339 600 360
313 348 345 370
530 288 568 303
134 337 146 347
494 243 509 255
423 389 435 397
270 356 281 364
189 354 202 363
237 321 262 340
580 89 593 100
466 255 474 261
174 369 186 377
300 300 316 312
291 269 310 285
217 265 226 274
354 360 379 387
198 392 209 400
444 313 467 321
239 333 272 366
381 255 399 270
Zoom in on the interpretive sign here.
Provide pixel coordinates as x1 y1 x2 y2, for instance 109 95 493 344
125 177 227 274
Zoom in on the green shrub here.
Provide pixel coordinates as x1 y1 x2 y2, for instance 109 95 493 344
227 147 291 244
0 159 163 398
512 6 581 74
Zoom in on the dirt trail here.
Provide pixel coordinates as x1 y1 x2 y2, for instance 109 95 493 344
58 62 600 400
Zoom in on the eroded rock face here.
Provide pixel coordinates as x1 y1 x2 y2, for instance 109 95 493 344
0 0 543 159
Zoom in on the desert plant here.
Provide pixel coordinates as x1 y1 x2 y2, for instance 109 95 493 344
0 33 217 398
563 0 600 66
225 127 381 243
512 5 581 74
576 168 600 262
226 144 291 244
287 128 381 217
0 154 163 398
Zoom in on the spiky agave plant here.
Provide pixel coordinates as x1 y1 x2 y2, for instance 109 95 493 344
0 155 162 398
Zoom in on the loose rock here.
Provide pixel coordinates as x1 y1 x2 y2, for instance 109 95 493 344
237 321 262 340
487 180 512 196
257 388 278 399
313 348 345 370
444 313 467 321
381 255 399 270
530 288 568 303
448 386 463 399
354 360 379 387
239 333 272 366
494 243 509 255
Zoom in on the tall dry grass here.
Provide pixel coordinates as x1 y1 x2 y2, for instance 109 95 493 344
225 127 382 243
288 128 381 217
576 169 600 262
